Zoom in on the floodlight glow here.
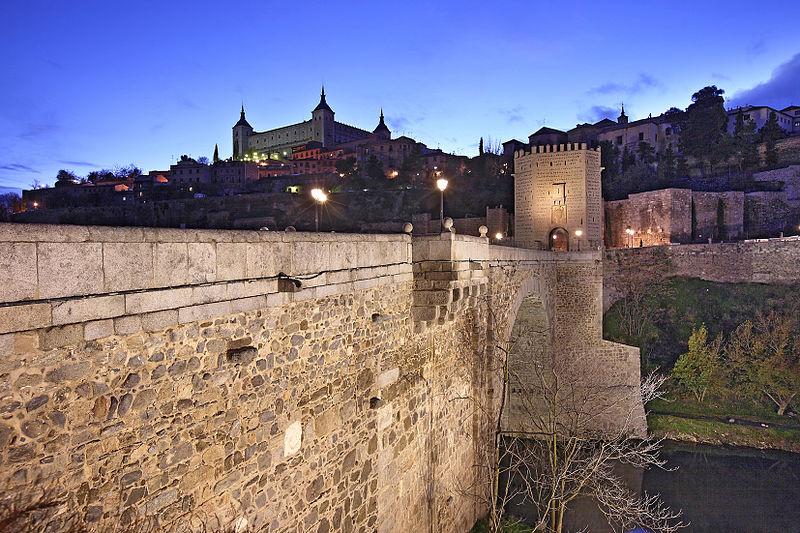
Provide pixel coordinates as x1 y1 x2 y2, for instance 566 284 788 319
436 178 448 191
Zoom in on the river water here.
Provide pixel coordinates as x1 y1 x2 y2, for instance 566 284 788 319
641 442 800 532
504 441 800 532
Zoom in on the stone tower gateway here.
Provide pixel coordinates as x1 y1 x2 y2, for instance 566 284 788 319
513 143 602 250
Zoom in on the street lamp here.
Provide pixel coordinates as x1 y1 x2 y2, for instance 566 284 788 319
310 188 327 232
436 178 448 233
575 229 583 251
625 228 634 248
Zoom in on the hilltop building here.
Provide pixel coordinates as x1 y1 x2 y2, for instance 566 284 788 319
726 105 800 135
232 87 376 160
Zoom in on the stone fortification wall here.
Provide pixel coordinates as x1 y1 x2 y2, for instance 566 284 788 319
603 240 800 312
0 223 485 533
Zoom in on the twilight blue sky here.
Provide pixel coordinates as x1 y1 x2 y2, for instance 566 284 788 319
1 0 798 192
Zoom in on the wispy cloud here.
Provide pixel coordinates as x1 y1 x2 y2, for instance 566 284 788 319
19 122 59 139
58 160 98 168
747 40 767 57
0 163 37 172
40 58 63 69
496 105 525 124
577 105 618 123
179 97 200 110
588 74 660 96
727 52 800 109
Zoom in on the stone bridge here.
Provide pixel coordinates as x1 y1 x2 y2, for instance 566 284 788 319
0 224 642 533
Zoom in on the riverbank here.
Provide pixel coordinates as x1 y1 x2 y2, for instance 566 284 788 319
647 398 800 453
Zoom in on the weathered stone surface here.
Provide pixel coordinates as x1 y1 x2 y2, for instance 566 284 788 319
38 243 103 299
0 243 37 303
227 346 257 365
153 243 188 288
25 394 49 411
0 303 51 335
45 361 91 383
84 319 114 340
38 324 84 350
52 296 124 326
103 242 153 292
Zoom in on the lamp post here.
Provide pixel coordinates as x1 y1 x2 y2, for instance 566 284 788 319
436 177 448 233
310 188 327 232
625 227 633 248
575 229 583 251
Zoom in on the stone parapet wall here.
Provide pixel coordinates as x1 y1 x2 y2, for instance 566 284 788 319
603 240 800 311
0 224 412 339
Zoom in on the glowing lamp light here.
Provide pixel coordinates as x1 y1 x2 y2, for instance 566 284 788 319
495 233 503 240
436 178 448 191
552 234 558 240
311 188 327 203
575 229 583 237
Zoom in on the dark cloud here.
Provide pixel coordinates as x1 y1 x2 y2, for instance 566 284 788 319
588 74 660 96
727 52 800 109
0 163 37 172
577 105 618 123
58 160 98 168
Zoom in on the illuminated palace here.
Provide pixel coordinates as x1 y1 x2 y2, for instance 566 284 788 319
232 87 379 161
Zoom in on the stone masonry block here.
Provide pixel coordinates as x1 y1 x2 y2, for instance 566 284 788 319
141 309 178 332
226 279 277 300
39 324 84 350
113 315 141 335
52 295 125 326
193 284 227 305
411 306 438 322
328 242 357 271
293 241 329 275
246 242 275 278
0 243 37 303
125 287 192 314
103 242 153 292
178 301 231 324
216 243 247 281
153 243 188 288
413 290 451 307
84 319 114 341
231 296 266 314
0 303 51 334
377 368 400 389
272 243 292 276
188 243 216 283
37 243 103 299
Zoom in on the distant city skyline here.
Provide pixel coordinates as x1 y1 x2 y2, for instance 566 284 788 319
1 0 798 192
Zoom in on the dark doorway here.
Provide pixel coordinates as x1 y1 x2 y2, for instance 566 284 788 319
549 227 568 251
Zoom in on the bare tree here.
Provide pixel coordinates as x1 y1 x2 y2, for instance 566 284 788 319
452 302 684 533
